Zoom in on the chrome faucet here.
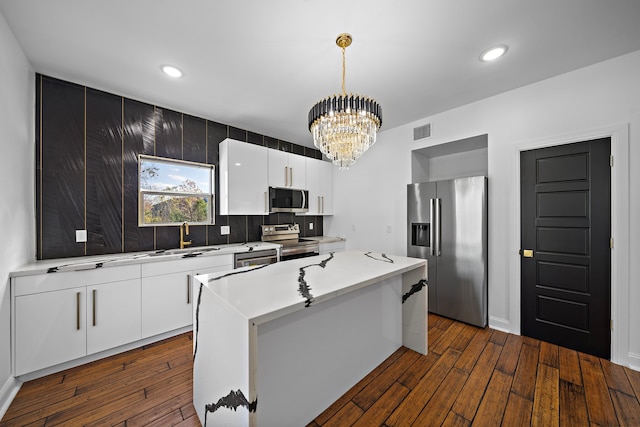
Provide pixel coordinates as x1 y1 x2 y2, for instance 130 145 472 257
180 222 192 249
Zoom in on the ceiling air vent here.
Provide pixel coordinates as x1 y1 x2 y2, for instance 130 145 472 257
413 123 431 141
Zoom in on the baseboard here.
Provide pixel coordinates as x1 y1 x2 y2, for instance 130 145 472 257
628 352 640 372
0 375 21 421
488 316 511 334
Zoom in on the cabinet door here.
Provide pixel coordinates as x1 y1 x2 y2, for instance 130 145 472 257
15 288 87 375
305 158 321 214
268 149 289 187
141 272 192 338
319 160 334 215
87 279 141 354
221 139 269 215
287 152 306 189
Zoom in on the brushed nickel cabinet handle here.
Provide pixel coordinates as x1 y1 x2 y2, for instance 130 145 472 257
290 167 293 186
76 292 81 330
321 196 324 214
187 274 192 304
92 289 97 326
284 166 288 187
318 196 321 214
264 191 268 213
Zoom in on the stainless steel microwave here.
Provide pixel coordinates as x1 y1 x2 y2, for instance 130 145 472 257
269 187 309 213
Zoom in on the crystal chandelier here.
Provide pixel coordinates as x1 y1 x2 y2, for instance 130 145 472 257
308 33 382 170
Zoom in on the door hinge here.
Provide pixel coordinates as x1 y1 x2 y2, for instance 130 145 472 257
610 238 614 249
610 155 614 167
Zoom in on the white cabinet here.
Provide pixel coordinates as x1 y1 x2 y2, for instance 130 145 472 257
141 255 233 339
219 138 269 215
12 264 141 376
268 149 306 189
87 279 141 354
304 158 334 215
15 287 87 376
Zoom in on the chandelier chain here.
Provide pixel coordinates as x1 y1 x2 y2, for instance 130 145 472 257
341 46 347 96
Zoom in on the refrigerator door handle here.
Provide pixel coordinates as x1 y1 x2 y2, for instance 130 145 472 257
435 198 441 256
429 198 435 256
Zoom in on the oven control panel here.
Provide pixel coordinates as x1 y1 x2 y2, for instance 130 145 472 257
261 223 300 237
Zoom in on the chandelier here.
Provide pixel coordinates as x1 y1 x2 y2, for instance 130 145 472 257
308 33 382 170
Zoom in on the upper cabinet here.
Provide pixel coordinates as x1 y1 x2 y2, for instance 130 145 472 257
219 139 333 216
268 149 306 189
219 139 269 215
305 158 333 215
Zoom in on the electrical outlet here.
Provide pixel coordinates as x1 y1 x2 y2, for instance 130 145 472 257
220 225 230 235
352 224 356 232
76 229 87 243
386 225 392 233
309 222 314 230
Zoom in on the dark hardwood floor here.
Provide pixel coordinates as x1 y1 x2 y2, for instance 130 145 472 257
2 313 640 426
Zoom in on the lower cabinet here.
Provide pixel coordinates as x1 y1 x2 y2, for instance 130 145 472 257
15 287 87 376
141 255 233 339
12 254 234 376
87 279 141 354
13 275 141 376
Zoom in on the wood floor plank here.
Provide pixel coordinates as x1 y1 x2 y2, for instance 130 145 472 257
489 329 508 346
352 348 417 411
501 392 533 426
495 333 524 375
412 367 468 426
451 341 502 421
323 401 364 427
385 348 461 426
600 358 635 396
532 363 559 427
610 389 640 426
396 352 439 390
430 321 466 355
539 341 559 368
580 352 619 426
559 346 583 386
472 369 513 425
448 323 478 352
441 411 471 427
511 343 540 400
454 326 492 373
559 379 589 427
352 382 409 427
626 366 640 400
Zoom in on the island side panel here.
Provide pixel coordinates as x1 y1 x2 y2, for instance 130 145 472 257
402 264 428 355
193 284 251 427
254 276 403 426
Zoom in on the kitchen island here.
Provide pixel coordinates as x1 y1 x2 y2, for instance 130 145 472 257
192 250 427 426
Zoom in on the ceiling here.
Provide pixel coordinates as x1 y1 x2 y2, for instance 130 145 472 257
2 1 640 148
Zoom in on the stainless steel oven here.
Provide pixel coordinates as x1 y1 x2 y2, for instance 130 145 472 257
261 224 319 261
233 248 279 269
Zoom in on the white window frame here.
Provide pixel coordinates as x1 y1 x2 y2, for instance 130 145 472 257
138 155 215 226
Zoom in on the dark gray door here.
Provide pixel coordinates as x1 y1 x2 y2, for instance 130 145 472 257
520 138 611 359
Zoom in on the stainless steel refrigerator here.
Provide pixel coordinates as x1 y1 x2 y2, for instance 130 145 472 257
407 176 488 327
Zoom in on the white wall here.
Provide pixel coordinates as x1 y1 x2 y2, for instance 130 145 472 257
326 50 640 369
0 11 35 415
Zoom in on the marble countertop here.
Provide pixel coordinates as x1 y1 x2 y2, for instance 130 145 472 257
195 250 426 326
10 242 280 277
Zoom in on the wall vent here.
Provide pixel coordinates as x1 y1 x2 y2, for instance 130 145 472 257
413 123 431 140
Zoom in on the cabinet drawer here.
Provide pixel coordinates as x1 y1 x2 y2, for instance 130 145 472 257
13 264 141 296
141 254 233 277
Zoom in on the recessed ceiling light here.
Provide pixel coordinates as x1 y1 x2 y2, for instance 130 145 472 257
480 45 508 62
161 65 183 78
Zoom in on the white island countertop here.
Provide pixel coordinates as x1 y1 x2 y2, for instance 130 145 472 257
197 250 427 326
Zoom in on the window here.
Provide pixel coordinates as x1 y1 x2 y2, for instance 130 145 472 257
138 155 215 226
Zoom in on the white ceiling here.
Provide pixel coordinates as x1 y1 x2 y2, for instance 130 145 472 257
2 0 640 148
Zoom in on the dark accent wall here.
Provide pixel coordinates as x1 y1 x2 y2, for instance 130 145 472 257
36 74 324 260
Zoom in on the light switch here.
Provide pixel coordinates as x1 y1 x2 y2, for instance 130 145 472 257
220 225 230 235
309 222 314 230
76 229 87 243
